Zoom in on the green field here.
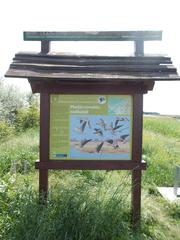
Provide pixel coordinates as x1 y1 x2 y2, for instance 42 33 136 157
0 117 180 239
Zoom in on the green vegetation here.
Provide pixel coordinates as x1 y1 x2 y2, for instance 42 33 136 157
0 111 180 239
0 172 133 240
13 106 39 132
143 117 180 186
0 79 39 139
0 129 39 175
0 121 14 139
144 117 180 139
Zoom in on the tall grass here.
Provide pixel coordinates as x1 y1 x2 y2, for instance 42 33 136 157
0 171 134 240
143 117 180 186
143 117 180 139
1 171 179 240
0 128 39 174
141 192 180 240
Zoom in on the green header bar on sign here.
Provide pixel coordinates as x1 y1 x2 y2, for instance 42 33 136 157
23 31 162 41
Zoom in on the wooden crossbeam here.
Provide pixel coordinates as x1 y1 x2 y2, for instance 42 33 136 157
24 31 162 41
23 31 162 55
35 159 147 170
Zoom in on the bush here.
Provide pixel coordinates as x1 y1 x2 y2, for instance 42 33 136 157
14 106 39 131
0 79 25 124
0 78 40 130
26 106 39 129
0 121 14 139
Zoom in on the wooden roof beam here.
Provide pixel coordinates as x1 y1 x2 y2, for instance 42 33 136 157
23 31 162 55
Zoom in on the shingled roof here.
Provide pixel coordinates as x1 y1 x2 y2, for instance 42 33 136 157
5 31 180 93
6 52 179 79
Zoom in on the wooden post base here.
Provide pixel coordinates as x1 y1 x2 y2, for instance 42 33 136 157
39 169 48 203
131 169 142 229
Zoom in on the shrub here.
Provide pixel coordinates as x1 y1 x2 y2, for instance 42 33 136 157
14 106 39 131
26 106 39 129
0 121 14 139
0 79 25 124
0 78 39 129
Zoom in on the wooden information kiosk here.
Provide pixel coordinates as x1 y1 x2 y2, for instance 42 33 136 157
5 31 180 227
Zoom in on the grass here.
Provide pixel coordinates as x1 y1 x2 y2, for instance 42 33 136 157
0 171 180 240
0 117 180 239
1 172 133 240
143 116 180 139
0 128 39 175
143 117 180 186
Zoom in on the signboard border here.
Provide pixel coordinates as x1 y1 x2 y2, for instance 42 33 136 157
36 92 144 170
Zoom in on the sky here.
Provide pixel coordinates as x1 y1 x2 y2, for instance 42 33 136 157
1 0 180 115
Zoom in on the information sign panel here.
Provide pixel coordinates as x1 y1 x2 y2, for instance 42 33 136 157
50 95 133 160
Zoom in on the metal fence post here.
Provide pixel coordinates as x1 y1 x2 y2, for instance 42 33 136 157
174 165 180 196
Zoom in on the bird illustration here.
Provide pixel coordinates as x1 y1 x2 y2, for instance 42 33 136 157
125 117 129 121
98 96 106 104
87 120 91 129
96 141 104 153
106 139 119 149
114 117 121 127
96 118 107 130
80 139 92 148
107 122 123 134
93 128 103 136
106 139 113 144
75 119 91 133
119 134 130 143
107 122 113 133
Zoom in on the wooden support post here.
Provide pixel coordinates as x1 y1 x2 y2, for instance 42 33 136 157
131 94 143 228
132 169 142 228
39 93 50 202
41 40 50 54
134 40 144 56
39 169 48 201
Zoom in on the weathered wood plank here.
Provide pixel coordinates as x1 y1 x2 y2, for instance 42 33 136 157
5 68 180 80
15 52 171 61
29 80 149 94
35 159 146 170
10 62 177 73
24 31 162 41
13 56 172 65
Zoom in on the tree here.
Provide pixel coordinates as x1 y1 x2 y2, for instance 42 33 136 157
0 77 40 132
0 77 25 124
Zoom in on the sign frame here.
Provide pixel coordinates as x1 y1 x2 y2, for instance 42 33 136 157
36 92 145 171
